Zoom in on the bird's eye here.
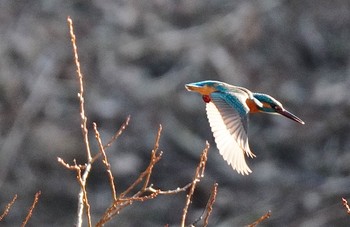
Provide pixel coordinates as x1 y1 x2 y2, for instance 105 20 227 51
271 104 282 111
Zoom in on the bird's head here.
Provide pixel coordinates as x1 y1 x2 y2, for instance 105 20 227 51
253 93 305 124
185 80 230 95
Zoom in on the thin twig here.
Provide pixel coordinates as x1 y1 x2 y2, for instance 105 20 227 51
67 17 91 161
95 125 198 226
191 182 218 227
141 124 162 191
342 198 350 215
147 183 193 195
93 122 117 201
96 126 164 226
21 191 41 227
181 141 210 227
91 115 131 163
203 183 218 227
57 158 82 170
246 210 271 227
120 125 163 198
0 194 17 222
67 16 92 227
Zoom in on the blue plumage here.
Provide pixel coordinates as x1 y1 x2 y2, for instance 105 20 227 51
185 80 304 175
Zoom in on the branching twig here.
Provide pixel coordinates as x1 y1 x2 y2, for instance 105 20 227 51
93 122 117 201
203 183 218 227
342 197 350 215
0 194 17 222
66 16 92 227
67 17 91 161
21 191 41 227
96 125 164 226
246 210 271 227
181 141 210 227
120 125 163 198
95 126 211 227
62 16 216 227
91 115 131 163
191 182 218 227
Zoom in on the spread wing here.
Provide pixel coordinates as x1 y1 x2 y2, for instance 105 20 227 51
206 92 255 175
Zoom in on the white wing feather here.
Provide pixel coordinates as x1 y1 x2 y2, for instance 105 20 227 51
206 101 254 175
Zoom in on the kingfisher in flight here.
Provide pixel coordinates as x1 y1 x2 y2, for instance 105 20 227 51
185 80 304 175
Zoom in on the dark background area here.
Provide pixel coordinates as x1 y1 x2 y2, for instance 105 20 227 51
0 0 350 226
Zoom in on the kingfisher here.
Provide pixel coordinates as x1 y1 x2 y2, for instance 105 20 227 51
185 80 304 175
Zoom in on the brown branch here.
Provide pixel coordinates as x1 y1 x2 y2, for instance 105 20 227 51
62 13 217 227
91 115 131 163
181 141 210 227
147 182 193 195
246 210 271 227
120 125 163 198
21 191 41 227
57 158 82 170
67 17 92 162
203 183 218 227
93 122 117 201
66 16 93 227
191 182 218 227
141 124 162 192
342 197 350 215
76 165 92 227
0 194 17 222
96 126 164 226
95 125 206 226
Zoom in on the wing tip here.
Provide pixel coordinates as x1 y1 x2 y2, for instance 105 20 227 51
231 163 252 175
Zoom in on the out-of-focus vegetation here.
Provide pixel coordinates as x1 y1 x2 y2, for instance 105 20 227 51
0 0 350 226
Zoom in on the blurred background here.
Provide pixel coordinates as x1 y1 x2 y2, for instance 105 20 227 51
0 0 350 226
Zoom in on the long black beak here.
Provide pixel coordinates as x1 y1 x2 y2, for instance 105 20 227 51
277 108 305 125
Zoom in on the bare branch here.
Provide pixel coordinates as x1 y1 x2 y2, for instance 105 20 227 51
67 16 92 162
181 141 210 227
67 16 93 227
57 158 80 170
91 115 131 163
0 194 17 222
191 182 218 227
246 210 271 227
342 197 350 215
203 183 218 227
96 125 201 226
93 122 117 201
120 125 163 198
21 191 41 227
147 183 193 195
